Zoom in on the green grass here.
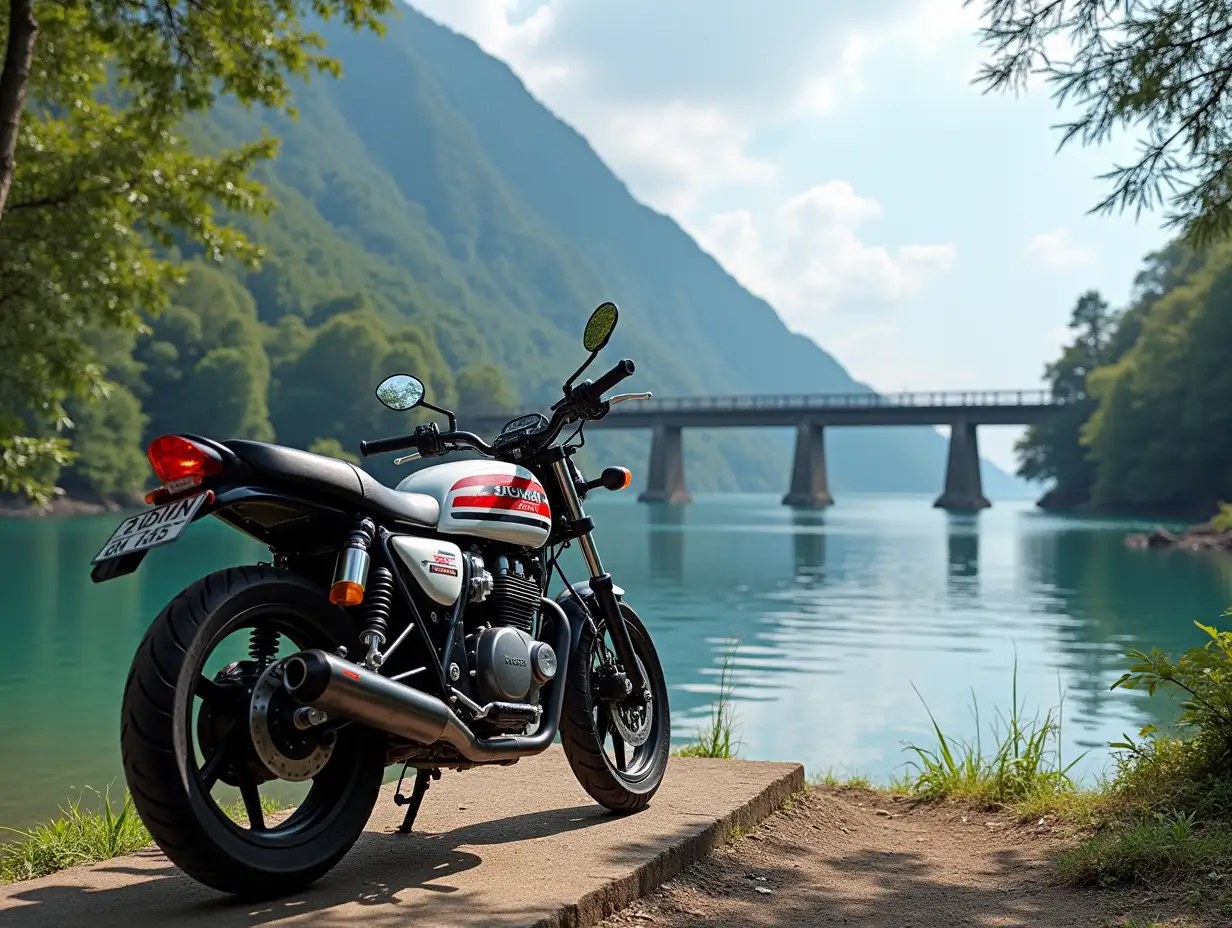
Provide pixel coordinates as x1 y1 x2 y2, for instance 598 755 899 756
808 769 875 790
675 640 740 759
0 787 285 884
900 660 1084 808
1056 810 1232 887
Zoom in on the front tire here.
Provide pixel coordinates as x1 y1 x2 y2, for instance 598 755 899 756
559 601 670 812
121 565 386 898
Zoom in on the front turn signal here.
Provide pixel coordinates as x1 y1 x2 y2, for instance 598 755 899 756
602 466 632 491
581 466 632 495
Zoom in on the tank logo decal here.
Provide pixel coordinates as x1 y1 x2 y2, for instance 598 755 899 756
429 564 459 576
449 473 551 525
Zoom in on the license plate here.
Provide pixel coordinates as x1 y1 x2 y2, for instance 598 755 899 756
91 493 209 564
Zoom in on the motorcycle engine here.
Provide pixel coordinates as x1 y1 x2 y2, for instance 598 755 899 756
463 552 557 709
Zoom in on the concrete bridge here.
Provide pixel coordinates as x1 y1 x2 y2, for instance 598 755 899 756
466 390 1062 511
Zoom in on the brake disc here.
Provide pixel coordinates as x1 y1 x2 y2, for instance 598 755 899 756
609 652 653 747
249 659 334 782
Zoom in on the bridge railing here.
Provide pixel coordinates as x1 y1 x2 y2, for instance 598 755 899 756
461 389 1061 421
625 389 1058 412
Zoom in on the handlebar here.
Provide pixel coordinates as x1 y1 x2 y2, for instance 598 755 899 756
361 428 496 460
591 359 635 396
359 434 417 457
362 359 636 461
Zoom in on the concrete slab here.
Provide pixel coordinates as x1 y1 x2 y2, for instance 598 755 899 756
0 747 802 928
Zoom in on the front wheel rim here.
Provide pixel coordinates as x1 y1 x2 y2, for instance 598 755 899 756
590 622 668 781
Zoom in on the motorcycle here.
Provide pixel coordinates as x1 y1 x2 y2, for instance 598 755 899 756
91 302 671 898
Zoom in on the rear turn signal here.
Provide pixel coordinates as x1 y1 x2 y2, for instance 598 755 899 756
329 580 366 607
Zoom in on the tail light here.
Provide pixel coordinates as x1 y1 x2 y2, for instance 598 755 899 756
145 435 223 503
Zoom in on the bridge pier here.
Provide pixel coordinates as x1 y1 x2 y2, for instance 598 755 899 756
782 422 833 508
934 418 990 512
638 424 691 504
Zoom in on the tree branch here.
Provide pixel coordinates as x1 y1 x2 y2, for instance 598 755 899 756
0 0 38 221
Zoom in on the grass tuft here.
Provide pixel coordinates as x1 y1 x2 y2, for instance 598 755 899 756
0 786 285 884
809 769 874 790
675 640 741 759
0 787 149 883
900 658 1084 807
1056 811 1232 887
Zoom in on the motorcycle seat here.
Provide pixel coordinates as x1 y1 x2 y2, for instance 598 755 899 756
224 440 440 528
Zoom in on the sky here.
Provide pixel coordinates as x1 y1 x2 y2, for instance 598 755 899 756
407 0 1170 473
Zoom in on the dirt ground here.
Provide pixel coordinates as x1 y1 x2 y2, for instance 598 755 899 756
600 787 1211 928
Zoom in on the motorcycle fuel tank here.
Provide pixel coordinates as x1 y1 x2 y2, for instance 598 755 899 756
396 460 552 547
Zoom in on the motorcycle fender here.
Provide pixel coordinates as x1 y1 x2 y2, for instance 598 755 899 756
554 581 624 657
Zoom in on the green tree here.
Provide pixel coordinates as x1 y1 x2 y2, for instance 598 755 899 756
136 265 274 443
58 383 149 502
0 0 393 501
1016 290 1114 507
971 0 1232 245
1084 242 1232 512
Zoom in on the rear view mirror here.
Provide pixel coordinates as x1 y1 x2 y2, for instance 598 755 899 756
583 302 618 353
375 374 425 411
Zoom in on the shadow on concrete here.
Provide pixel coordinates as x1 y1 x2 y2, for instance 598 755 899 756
0 803 645 928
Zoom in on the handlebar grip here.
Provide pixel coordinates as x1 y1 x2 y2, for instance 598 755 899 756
591 358 635 396
359 434 416 457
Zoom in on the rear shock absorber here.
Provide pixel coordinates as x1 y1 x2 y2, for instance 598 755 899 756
248 625 280 668
359 566 395 670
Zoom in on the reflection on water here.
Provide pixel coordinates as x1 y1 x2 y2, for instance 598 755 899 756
1 494 1230 829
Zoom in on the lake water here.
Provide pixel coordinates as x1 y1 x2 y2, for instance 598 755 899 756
2 494 1229 831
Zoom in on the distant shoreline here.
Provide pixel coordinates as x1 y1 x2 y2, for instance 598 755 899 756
0 496 130 519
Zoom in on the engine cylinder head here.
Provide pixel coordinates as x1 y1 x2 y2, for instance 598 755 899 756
489 556 540 634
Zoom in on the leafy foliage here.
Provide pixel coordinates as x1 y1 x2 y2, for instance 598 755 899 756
1055 617 1232 888
971 0 1232 245
1020 239 1232 515
0 0 393 501
1113 617 1232 756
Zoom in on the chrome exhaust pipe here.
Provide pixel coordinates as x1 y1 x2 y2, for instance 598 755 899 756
282 597 572 762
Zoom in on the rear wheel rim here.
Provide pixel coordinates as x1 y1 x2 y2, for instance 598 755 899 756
183 604 369 847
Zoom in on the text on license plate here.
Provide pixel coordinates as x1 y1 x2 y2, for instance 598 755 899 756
91 494 209 564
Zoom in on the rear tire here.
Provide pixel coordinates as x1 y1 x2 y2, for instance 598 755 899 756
121 565 386 898
559 601 670 812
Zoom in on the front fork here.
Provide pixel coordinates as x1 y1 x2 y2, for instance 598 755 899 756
549 455 647 695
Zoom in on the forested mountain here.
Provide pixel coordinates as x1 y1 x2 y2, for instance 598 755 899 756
1018 240 1232 517
45 5 1023 502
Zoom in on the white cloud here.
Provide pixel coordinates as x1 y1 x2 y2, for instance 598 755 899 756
407 0 980 211
695 181 956 337
580 103 777 214
1023 228 1096 268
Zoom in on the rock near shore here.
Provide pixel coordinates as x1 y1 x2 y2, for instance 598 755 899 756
1125 523 1232 552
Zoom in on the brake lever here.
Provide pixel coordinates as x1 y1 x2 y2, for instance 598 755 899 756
393 450 422 465
607 391 653 406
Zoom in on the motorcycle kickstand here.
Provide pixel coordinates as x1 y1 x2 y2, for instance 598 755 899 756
394 767 440 835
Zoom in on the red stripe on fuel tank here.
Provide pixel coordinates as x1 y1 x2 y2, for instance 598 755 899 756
451 493 551 517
